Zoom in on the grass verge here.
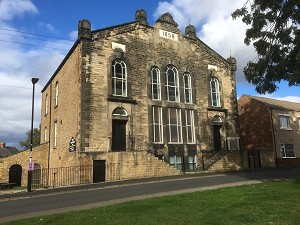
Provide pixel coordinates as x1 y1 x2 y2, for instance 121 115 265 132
4 179 300 225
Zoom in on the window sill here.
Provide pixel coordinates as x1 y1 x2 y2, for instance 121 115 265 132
207 107 228 112
107 95 137 104
280 128 292 131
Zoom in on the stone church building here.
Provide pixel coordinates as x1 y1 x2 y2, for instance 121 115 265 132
1 10 242 186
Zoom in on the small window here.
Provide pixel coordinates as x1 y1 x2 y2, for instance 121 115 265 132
55 82 59 106
44 126 47 143
279 115 290 129
45 94 48 115
209 77 221 107
167 108 182 143
166 65 180 102
151 68 161 100
298 117 300 130
54 121 57 147
188 155 196 170
169 155 183 170
281 143 295 158
153 106 163 143
112 59 127 97
183 73 192 103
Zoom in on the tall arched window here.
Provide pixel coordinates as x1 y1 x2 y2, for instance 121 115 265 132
210 77 221 107
55 82 59 106
112 59 127 97
166 65 180 102
151 67 161 100
183 73 192 103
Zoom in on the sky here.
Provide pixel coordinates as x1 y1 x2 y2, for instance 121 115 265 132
0 0 299 148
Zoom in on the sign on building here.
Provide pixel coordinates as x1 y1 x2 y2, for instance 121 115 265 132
69 137 76 152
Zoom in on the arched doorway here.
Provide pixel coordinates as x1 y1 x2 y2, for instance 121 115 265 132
9 164 22 186
212 116 223 151
111 107 128 152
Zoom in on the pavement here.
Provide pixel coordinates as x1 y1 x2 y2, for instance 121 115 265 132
1 167 300 199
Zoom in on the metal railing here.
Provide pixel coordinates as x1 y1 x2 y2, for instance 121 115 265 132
31 165 92 190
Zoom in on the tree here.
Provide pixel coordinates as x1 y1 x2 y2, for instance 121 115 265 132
19 127 41 150
232 0 300 94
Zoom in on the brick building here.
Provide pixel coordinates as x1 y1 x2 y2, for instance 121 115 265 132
238 95 300 168
1 10 242 187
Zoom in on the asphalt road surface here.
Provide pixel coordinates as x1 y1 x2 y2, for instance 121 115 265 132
1 168 300 223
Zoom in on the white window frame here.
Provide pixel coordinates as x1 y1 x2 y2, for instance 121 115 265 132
166 66 180 102
151 68 161 100
188 155 197 170
112 60 127 97
210 77 221 107
281 143 296 158
55 82 59 106
167 108 182 143
169 155 183 170
183 73 192 103
185 109 195 144
279 114 291 130
153 106 163 143
54 121 57 147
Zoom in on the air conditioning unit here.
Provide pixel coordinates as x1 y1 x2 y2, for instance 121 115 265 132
227 137 240 151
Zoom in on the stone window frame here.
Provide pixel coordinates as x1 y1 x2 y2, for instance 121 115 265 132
183 73 192 104
152 106 163 143
281 143 296 158
111 59 127 97
165 65 180 102
167 107 183 144
185 109 195 144
151 67 161 100
298 116 300 130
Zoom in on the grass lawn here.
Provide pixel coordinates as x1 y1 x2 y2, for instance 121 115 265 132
4 179 300 225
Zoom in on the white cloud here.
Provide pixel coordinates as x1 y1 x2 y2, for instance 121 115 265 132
38 22 56 33
154 0 255 83
0 0 38 22
69 30 78 40
0 0 66 147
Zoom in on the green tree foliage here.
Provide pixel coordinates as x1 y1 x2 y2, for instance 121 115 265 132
19 127 41 150
232 0 300 94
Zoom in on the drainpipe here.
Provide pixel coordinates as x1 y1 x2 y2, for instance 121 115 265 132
269 108 278 165
47 83 52 186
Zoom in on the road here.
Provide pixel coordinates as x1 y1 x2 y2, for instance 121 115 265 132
1 168 300 223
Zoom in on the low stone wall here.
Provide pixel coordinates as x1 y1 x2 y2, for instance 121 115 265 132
0 143 49 186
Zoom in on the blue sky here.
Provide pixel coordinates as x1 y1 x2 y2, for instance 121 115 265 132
0 0 299 148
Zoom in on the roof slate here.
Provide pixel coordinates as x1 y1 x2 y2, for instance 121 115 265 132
245 95 300 112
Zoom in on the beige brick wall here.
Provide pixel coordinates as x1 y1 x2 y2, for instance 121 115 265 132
0 143 48 186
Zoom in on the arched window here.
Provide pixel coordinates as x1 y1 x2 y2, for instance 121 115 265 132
55 82 59 106
183 73 192 103
151 67 161 100
209 77 221 107
166 65 180 102
112 107 127 116
112 59 127 97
